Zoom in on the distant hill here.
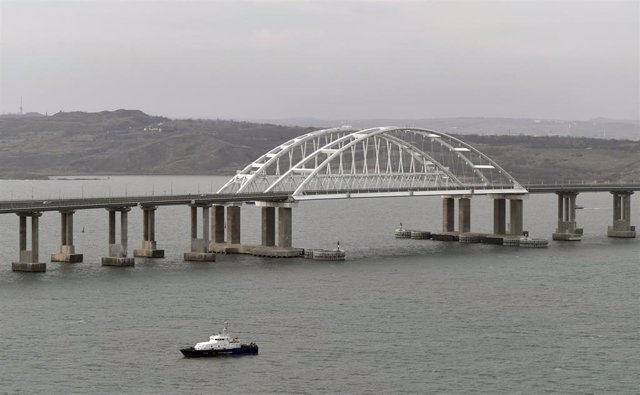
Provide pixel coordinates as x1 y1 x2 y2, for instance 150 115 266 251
0 109 311 177
0 109 638 183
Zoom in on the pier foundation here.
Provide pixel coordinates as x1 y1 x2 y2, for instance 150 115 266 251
184 204 216 261
607 191 636 238
552 192 583 241
102 207 135 267
51 210 83 263
12 212 46 272
134 206 164 258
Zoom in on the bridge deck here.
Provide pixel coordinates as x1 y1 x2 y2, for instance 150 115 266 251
0 193 291 214
524 184 640 193
0 185 637 214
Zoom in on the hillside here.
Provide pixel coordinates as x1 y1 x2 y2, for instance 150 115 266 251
0 110 311 177
0 110 638 184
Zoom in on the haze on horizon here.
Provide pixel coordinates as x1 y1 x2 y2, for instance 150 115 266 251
1 0 638 122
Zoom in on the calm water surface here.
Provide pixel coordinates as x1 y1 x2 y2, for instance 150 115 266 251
0 176 638 394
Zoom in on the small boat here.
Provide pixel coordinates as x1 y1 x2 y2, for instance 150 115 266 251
180 322 258 358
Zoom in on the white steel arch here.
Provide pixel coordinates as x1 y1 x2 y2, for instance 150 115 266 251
218 127 527 200
218 126 355 195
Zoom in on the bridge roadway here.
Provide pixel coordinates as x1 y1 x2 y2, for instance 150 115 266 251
1 183 636 272
0 184 638 214
0 192 291 214
524 183 640 194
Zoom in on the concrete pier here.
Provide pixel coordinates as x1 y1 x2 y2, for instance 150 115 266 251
208 204 244 254
508 197 524 236
184 204 216 261
212 205 225 244
51 210 83 263
102 208 135 267
458 197 471 233
226 205 241 245
134 206 164 258
442 197 455 232
261 206 276 247
493 198 506 235
278 207 293 248
242 202 301 258
12 212 46 272
607 191 636 238
552 192 583 241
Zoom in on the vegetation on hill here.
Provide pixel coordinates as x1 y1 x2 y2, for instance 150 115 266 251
0 110 638 184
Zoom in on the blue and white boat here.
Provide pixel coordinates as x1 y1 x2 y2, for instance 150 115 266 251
180 322 258 358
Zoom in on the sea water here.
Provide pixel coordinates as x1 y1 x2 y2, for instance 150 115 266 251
0 176 638 394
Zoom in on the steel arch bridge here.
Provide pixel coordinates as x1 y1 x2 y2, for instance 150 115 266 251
218 126 527 200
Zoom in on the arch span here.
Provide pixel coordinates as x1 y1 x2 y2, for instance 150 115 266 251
218 127 527 200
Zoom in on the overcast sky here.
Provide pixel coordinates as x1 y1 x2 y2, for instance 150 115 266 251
1 0 638 121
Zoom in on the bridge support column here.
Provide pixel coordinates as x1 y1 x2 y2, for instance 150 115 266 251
134 206 164 258
208 204 232 253
458 197 471 233
212 205 225 244
493 198 506 234
552 192 582 241
12 212 46 272
442 197 455 232
508 197 524 236
607 191 636 238
208 203 246 254
185 203 216 261
226 205 241 245
51 210 83 263
248 201 301 257
278 207 293 248
102 207 135 266
261 206 276 247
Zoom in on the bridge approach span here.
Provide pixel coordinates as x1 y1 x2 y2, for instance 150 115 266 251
0 193 290 214
525 184 640 194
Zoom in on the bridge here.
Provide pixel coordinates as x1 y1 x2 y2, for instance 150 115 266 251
218 126 527 199
1 126 636 272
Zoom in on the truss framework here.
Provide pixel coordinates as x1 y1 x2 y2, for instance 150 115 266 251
218 127 527 200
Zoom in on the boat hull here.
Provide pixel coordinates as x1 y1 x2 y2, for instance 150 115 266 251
180 345 259 358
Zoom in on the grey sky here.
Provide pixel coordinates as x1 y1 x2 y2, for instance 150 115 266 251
1 0 638 121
